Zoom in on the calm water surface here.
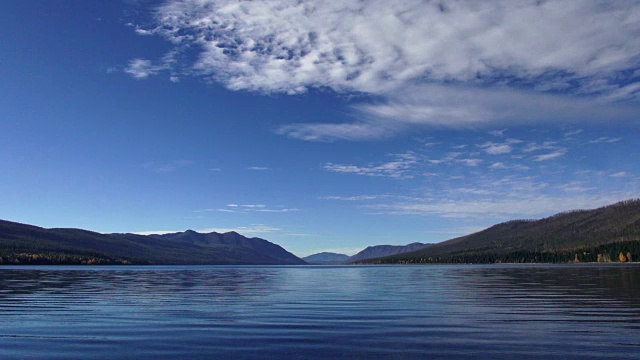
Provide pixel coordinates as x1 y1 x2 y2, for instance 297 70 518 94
0 264 638 359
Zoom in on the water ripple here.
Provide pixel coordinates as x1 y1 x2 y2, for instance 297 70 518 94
0 264 639 359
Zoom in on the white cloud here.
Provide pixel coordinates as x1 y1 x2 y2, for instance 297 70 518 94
558 181 595 193
128 1 640 140
276 122 392 141
324 152 417 178
449 188 496 196
456 158 483 167
135 224 282 236
532 149 567 161
564 129 583 137
207 203 299 213
314 134 640 224
480 142 513 155
523 141 559 153
241 204 299 212
321 195 383 201
241 204 266 208
254 208 299 213
213 208 240 213
589 136 622 144
247 166 270 171
133 26 154 36
610 171 628 177
601 82 640 102
352 84 640 130
139 0 640 96
125 59 162 79
420 149 507 169
366 193 636 219
255 208 300 213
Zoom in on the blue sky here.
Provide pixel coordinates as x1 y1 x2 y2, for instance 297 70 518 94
1 1 639 257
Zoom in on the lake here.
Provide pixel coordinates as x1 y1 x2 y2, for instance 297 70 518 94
0 264 639 359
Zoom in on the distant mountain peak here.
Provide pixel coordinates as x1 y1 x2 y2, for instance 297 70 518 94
302 252 350 264
348 242 431 262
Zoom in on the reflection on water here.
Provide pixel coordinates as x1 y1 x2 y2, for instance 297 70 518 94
0 265 638 359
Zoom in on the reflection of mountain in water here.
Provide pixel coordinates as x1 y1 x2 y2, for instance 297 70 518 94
451 264 640 311
0 265 639 358
0 267 282 313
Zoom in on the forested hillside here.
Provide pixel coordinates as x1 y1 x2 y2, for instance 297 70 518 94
358 199 640 264
0 220 305 265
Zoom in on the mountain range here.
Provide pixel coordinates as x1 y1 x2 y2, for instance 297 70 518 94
357 199 640 264
347 243 431 262
303 243 432 264
0 220 305 265
302 252 350 264
2 199 640 265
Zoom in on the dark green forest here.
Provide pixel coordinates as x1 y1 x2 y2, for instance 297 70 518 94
357 199 640 265
358 240 640 264
0 252 137 265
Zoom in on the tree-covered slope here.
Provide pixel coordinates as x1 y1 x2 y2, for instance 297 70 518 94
359 199 640 264
0 220 306 265
348 243 431 262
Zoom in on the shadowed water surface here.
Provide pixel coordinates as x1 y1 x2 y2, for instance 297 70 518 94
0 264 638 359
